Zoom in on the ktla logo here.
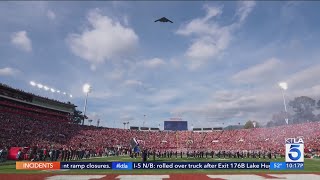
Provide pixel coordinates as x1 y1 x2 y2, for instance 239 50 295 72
285 138 304 162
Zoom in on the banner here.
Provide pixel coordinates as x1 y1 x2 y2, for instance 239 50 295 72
8 147 20 160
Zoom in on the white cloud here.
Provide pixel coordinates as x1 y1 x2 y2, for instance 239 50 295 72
47 10 56 20
169 58 181 69
66 8 138 64
11 31 32 52
87 112 99 120
176 3 255 69
89 91 118 99
146 89 180 104
235 1 256 24
123 79 143 87
123 15 129 26
141 58 166 68
231 58 283 84
172 60 320 125
176 6 228 63
286 65 320 89
172 88 281 124
0 67 19 76
120 114 135 121
106 69 125 81
90 64 97 71
176 6 223 36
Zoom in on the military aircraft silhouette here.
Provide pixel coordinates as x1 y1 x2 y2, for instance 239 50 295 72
154 17 173 23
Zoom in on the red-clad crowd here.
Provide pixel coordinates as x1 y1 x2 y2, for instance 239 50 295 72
1 108 320 156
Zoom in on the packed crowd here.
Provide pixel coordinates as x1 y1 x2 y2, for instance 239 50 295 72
1 101 320 161
0 100 69 119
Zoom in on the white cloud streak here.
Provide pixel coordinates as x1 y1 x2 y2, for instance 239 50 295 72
66 8 138 65
47 10 56 20
141 58 166 69
176 2 256 70
231 58 283 84
0 67 19 76
11 31 32 52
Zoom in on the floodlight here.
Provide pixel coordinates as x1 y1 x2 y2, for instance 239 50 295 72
43 86 49 91
50 88 55 93
37 84 43 89
70 94 73 98
278 82 288 90
63 92 66 95
57 90 60 93
30 81 36 86
83 83 92 93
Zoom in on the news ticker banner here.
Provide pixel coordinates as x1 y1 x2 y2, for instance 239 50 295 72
16 162 304 170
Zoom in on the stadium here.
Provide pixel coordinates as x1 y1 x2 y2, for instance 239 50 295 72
0 83 320 178
1 1 320 180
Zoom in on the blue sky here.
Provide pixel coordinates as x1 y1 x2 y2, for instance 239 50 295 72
1 1 320 129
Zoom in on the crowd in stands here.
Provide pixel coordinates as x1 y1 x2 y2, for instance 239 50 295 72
1 83 320 161
0 100 69 119
1 106 320 161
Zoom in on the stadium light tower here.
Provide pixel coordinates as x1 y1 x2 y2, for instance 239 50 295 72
97 119 100 127
278 82 289 124
82 83 92 125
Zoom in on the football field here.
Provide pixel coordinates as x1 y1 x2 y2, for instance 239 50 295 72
0 156 320 179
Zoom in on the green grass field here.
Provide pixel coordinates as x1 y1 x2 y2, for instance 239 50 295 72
1 156 319 174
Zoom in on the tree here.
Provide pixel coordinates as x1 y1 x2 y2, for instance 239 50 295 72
243 120 261 129
72 110 88 124
288 96 316 123
271 111 290 125
315 100 320 121
266 121 274 127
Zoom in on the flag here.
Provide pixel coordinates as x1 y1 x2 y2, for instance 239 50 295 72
133 146 140 153
130 138 138 148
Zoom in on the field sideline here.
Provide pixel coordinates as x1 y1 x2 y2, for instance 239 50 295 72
1 156 320 174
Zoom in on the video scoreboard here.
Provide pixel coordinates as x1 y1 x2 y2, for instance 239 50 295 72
16 138 304 171
164 121 188 131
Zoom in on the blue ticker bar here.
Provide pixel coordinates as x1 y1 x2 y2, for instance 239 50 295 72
270 162 286 170
57 161 306 170
112 162 133 170
286 162 304 170
270 162 304 170
60 162 112 169
132 162 270 169
60 162 270 170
